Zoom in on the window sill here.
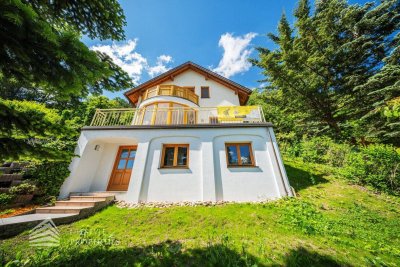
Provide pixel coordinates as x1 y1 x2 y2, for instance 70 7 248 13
227 165 258 168
158 166 189 170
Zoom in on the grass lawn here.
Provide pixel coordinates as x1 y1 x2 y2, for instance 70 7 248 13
1 158 400 266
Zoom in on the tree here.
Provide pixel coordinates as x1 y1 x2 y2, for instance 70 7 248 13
252 0 400 144
0 0 133 99
0 99 75 160
0 0 134 159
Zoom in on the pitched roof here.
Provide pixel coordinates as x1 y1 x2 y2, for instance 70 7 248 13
124 61 252 105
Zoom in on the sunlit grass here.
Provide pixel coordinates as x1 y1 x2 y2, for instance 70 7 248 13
1 158 399 266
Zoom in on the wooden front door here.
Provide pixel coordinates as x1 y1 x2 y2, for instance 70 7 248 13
107 146 137 191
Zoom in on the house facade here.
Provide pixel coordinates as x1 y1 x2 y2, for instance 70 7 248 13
60 62 293 203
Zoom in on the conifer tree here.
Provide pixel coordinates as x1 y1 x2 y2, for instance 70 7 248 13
252 0 400 144
0 0 134 159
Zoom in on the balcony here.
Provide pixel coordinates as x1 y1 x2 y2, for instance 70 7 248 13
142 85 199 105
90 106 265 127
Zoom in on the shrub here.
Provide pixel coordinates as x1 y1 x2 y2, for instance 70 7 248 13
343 144 400 195
0 193 14 205
9 183 37 195
290 136 351 167
24 161 70 199
300 137 332 164
322 142 351 167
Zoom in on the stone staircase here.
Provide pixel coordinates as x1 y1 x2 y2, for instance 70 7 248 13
0 162 29 193
0 192 115 238
36 193 115 215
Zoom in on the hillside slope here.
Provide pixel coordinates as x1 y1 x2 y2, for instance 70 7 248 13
1 158 399 266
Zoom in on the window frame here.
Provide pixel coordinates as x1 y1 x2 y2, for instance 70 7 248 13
225 143 255 167
160 144 190 168
201 86 210 98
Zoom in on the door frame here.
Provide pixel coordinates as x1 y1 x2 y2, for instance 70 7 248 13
107 145 137 191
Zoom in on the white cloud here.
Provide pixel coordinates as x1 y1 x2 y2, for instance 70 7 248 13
147 55 174 77
213 32 257 78
91 39 173 84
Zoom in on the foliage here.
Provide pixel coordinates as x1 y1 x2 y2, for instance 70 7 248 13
24 161 70 200
27 0 127 41
251 0 400 145
9 183 37 195
0 99 75 161
0 0 132 98
1 158 400 266
282 136 400 195
343 144 400 195
0 209 15 215
248 89 306 143
0 0 133 160
0 193 14 205
61 95 131 129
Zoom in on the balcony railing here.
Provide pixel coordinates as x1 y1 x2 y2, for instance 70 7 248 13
142 85 199 105
90 106 266 126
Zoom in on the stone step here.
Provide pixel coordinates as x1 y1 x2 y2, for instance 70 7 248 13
10 180 23 186
55 200 101 207
0 188 9 193
0 174 23 182
35 206 89 214
70 192 116 197
0 167 12 174
69 195 114 202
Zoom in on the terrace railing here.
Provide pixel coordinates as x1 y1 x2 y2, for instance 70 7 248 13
142 85 199 105
90 106 266 127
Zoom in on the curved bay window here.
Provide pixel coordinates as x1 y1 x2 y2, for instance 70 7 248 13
136 102 196 125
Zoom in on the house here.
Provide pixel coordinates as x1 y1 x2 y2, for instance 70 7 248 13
60 62 293 203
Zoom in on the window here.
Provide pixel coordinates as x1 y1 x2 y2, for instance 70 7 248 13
161 144 189 168
201 87 210 98
225 143 254 167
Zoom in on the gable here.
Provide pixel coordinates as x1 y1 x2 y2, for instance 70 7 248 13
124 61 252 106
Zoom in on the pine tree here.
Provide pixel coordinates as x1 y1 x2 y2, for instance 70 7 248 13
252 0 400 144
0 0 134 159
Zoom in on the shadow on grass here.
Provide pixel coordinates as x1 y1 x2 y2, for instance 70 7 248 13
284 247 347 267
20 241 347 267
285 163 329 192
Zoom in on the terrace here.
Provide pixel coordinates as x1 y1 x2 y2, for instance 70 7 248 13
89 106 265 127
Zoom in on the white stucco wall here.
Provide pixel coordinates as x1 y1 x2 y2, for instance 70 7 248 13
137 70 240 108
59 126 292 202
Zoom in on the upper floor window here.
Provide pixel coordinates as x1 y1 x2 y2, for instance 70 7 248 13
225 143 254 167
201 87 210 98
161 144 189 168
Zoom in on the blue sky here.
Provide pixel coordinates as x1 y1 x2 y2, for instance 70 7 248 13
83 0 371 99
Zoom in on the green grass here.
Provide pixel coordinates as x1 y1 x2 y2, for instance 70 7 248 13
1 158 400 266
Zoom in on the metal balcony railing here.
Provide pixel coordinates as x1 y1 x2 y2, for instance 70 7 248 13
90 106 266 127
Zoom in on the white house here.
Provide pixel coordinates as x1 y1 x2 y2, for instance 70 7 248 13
60 62 293 203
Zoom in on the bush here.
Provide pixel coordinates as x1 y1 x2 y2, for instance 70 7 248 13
24 161 70 200
284 136 351 167
322 142 351 167
0 193 14 205
283 137 400 195
9 183 37 195
343 144 400 195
